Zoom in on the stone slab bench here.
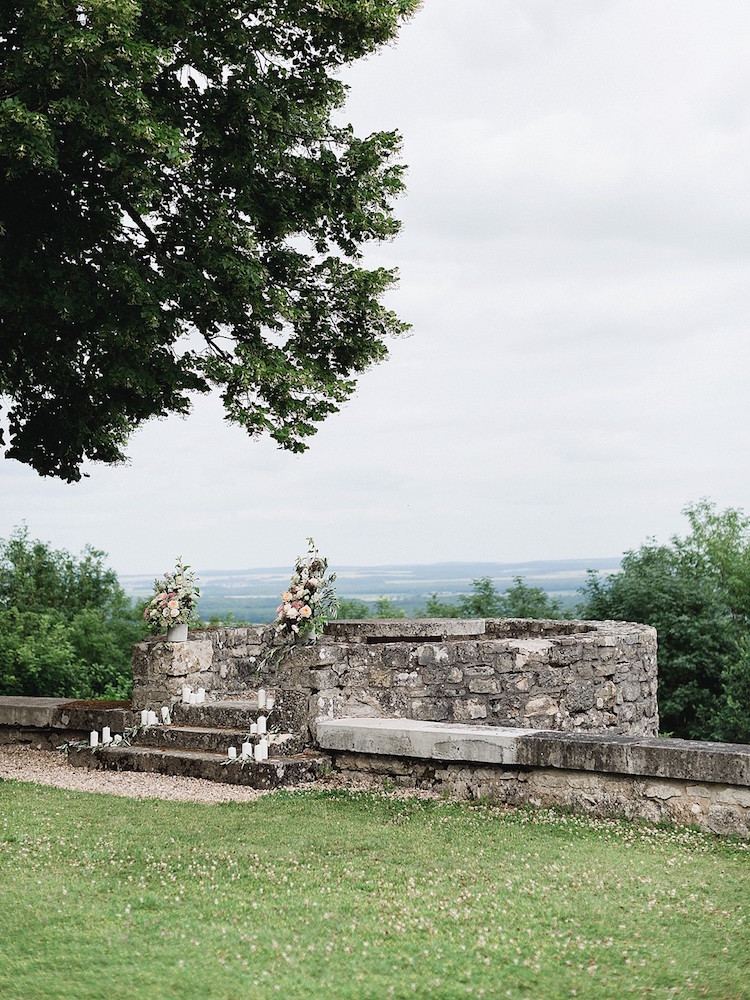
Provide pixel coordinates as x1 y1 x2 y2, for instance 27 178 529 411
317 717 535 765
316 717 750 836
317 717 750 785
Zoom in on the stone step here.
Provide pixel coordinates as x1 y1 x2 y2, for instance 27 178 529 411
67 744 330 789
171 699 274 731
136 724 306 757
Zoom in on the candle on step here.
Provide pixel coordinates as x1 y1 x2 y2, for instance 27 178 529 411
196 688 205 705
257 715 267 735
253 742 263 762
181 685 191 704
147 710 158 726
140 709 149 726
259 738 269 761
228 746 237 760
189 692 198 705
89 730 98 748
266 696 275 711
102 726 111 744
257 688 266 709
241 741 252 759
160 706 171 725
250 723 257 735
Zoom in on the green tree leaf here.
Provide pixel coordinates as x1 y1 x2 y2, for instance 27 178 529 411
0 1 418 480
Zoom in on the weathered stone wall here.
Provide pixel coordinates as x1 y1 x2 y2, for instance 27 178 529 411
130 618 659 739
328 751 750 838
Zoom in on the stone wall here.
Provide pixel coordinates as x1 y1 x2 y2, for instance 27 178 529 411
317 717 750 838
131 618 659 740
328 752 750 838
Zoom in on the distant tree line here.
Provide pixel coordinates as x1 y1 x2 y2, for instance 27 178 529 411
337 577 565 621
1 499 748 742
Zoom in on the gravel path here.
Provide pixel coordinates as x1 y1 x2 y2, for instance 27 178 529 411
0 745 274 803
0 745 424 804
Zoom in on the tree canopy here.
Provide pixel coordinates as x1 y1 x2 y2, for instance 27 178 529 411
0 0 418 480
578 500 750 743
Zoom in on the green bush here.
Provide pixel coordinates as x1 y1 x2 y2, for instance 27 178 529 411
0 527 145 699
578 500 750 742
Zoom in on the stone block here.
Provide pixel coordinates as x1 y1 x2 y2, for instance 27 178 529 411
417 644 451 667
566 681 594 713
468 677 499 694
463 663 495 677
368 665 393 688
454 699 488 721
523 695 559 719
410 699 450 722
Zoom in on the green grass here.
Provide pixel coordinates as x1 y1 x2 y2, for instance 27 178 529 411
0 782 747 1000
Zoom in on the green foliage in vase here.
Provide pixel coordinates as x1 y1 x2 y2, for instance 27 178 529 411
578 500 750 743
0 0 418 481
0 526 144 698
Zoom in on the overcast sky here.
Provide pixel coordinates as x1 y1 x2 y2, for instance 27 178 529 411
2 0 749 576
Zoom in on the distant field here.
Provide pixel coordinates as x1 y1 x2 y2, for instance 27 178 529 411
121 558 620 623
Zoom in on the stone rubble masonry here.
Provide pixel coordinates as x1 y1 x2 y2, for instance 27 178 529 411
317 718 750 839
130 618 659 742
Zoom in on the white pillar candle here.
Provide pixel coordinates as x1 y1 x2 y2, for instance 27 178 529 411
197 688 205 705
102 726 112 744
250 723 257 735
147 710 158 726
266 696 275 711
257 715 267 735
257 688 266 709
253 742 263 762
89 730 98 748
160 706 171 725
140 709 149 726
241 741 252 759
259 738 269 761
227 746 237 760
181 685 192 704
189 692 198 705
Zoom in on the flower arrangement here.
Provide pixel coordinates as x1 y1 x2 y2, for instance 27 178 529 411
143 558 200 635
274 539 337 640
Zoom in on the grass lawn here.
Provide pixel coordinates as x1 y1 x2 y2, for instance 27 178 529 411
0 781 747 1000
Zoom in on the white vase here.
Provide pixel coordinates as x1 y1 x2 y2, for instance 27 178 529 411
166 622 188 642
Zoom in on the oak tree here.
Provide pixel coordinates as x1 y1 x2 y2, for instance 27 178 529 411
0 0 417 480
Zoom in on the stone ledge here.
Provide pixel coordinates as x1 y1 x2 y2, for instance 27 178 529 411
317 717 538 765
0 697 135 732
323 619 486 642
0 697 72 728
519 732 750 786
316 717 750 787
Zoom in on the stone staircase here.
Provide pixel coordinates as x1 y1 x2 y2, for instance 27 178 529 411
67 698 330 789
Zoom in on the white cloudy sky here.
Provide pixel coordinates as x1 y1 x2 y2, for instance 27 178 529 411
2 0 750 575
